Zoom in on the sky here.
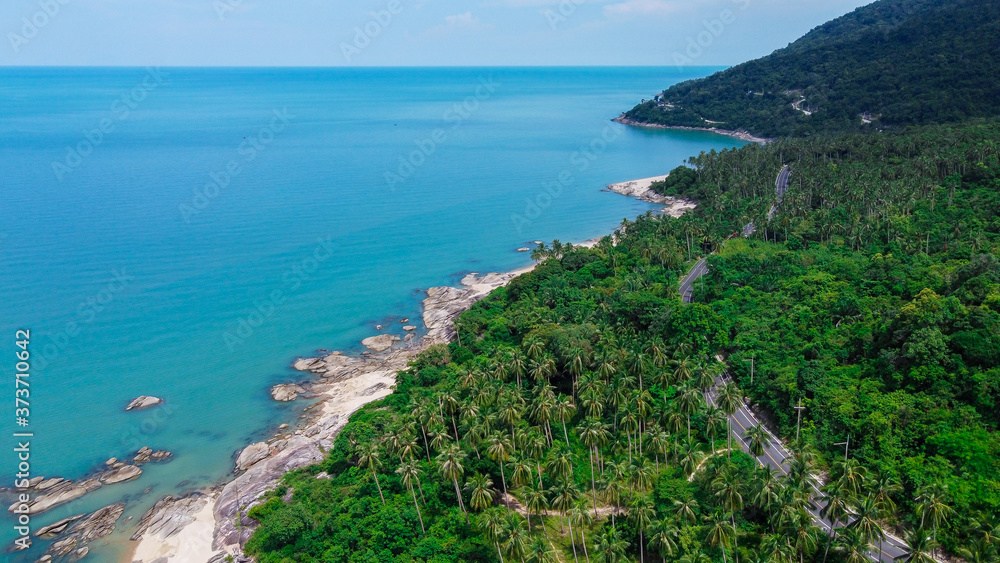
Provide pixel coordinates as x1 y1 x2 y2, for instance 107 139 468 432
2 0 874 66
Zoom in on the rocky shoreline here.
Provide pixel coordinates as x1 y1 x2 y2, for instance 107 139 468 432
126 271 533 562
604 174 697 218
613 115 773 144
126 185 694 562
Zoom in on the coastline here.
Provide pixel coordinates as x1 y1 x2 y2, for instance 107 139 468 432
125 185 687 563
613 115 773 144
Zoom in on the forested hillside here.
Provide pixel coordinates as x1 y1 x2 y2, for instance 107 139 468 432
243 121 1000 563
622 0 1000 138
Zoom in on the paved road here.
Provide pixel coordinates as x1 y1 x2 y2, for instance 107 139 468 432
679 258 708 303
776 164 791 201
703 375 909 561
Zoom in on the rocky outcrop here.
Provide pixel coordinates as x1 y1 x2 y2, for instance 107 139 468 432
130 494 209 541
7 447 171 515
35 514 85 538
235 442 271 472
100 464 142 485
270 383 305 402
44 502 125 558
125 396 163 411
423 272 520 345
361 334 400 352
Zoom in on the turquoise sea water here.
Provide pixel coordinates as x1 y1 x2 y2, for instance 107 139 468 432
0 67 744 559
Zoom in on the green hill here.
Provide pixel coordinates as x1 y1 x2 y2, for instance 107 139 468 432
621 0 1000 137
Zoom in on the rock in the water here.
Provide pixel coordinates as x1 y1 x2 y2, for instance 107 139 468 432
100 464 142 485
517 247 530 252
10 482 89 515
43 503 123 559
104 458 117 466
35 477 64 491
361 334 400 352
125 396 163 411
35 514 85 538
402 325 416 331
235 442 270 472
270 383 305 402
400 318 409 323
403 333 415 342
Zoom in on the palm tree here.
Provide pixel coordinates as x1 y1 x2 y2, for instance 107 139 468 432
628 494 656 562
467 472 497 512
554 395 576 447
356 442 386 506
820 481 852 563
551 481 580 534
487 433 514 500
957 538 998 563
849 494 885 562
705 408 727 455
835 528 871 563
480 507 508 563
677 385 703 440
578 418 610 515
716 382 743 457
595 527 628 563
788 509 820 563
903 527 938 563
437 443 468 516
706 512 736 563
528 536 557 563
673 498 699 525
395 460 426 535
522 485 549 534
916 484 954 554
713 470 744 563
546 447 574 485
502 514 530 563
743 423 770 457
647 518 679 563
568 500 595 563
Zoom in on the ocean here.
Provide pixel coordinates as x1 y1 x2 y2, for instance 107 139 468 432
0 66 744 560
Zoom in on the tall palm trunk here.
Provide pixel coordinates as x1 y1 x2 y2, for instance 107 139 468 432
410 485 425 535
373 471 385 505
568 517 579 563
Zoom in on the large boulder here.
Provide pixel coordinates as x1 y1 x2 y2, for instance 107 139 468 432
235 442 270 472
270 384 305 402
99 465 142 485
361 334 400 352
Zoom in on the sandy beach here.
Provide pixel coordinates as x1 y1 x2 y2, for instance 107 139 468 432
124 180 696 563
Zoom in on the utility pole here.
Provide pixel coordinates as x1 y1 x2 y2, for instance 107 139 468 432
744 356 755 385
794 398 806 442
834 435 850 461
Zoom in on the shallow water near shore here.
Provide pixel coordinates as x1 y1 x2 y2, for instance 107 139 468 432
0 67 744 559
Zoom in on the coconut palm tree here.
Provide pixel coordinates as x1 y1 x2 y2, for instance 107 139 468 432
467 472 497 512
487 432 514 500
528 536 557 563
578 418 610 515
395 460 425 535
522 485 549 534
716 383 743 457
502 514 530 563
705 407 727 455
356 442 386 506
546 447 574 485
595 527 628 563
437 443 468 516
648 518 679 562
628 494 656 563
677 385 703 440
820 481 852 563
744 423 770 457
835 528 872 563
849 494 885 562
568 500 595 563
674 498 699 525
480 507 508 563
916 484 954 554
903 527 938 563
554 395 577 447
706 512 736 563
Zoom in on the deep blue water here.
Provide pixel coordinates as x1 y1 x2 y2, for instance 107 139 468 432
0 67 743 559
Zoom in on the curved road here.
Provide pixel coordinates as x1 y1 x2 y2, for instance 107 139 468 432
676 164 910 561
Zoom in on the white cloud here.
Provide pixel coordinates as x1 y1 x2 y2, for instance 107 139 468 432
603 0 681 20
